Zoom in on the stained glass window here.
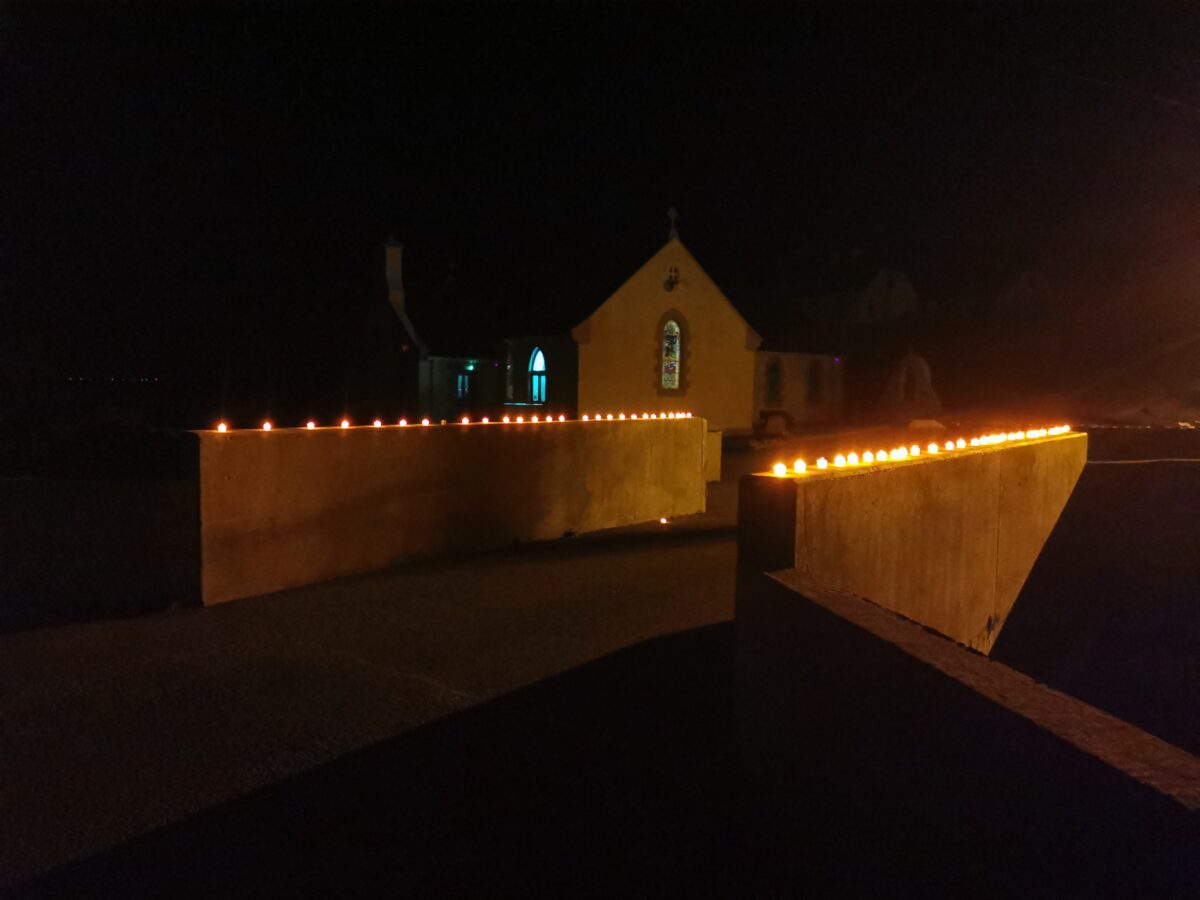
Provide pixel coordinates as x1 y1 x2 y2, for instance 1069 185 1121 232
661 321 680 389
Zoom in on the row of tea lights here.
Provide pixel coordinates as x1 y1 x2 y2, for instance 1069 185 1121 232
770 425 1073 477
213 411 694 432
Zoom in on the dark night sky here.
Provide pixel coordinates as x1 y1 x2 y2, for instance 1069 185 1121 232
4 3 1199 421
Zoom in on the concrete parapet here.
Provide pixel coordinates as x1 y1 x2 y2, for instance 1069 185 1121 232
198 418 706 604
739 432 1086 652
737 567 1200 814
2 419 706 618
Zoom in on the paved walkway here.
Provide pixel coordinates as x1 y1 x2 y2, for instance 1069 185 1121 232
0 497 736 889
4 456 1198 897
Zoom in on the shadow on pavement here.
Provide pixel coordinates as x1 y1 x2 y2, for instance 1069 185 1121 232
0 590 187 637
12 612 1200 899
994 461 1200 755
12 624 739 900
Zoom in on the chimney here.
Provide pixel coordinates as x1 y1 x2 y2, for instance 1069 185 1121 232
385 236 405 315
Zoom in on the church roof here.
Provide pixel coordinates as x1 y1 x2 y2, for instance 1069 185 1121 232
384 228 852 360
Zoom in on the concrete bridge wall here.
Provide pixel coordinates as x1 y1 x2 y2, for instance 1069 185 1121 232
197 417 708 604
739 433 1086 652
1 419 708 618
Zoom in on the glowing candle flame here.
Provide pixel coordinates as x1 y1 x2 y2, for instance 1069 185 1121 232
863 450 874 463
341 419 350 429
262 421 272 431
928 442 939 453
517 416 524 423
421 418 430 426
793 458 806 473
307 421 315 430
531 415 538 423
582 415 589 421
847 452 859 466
834 454 847 467
816 457 828 469
399 419 407 426
373 419 382 427
909 444 920 456
606 414 613 420
619 413 626 420
461 416 470 425
893 447 907 460
773 462 787 477
482 417 489 423
956 438 966 449
502 416 510 423
944 441 954 451
217 422 227 432
660 517 668 524
877 450 888 461
559 414 565 422
630 414 637 420
969 437 979 446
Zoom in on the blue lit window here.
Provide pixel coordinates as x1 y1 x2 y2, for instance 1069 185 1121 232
529 348 546 404
456 372 470 398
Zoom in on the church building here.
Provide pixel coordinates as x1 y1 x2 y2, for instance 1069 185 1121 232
386 213 842 434
566 226 761 432
546 212 840 433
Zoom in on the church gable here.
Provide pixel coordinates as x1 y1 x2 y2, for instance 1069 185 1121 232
571 233 763 431
571 238 761 350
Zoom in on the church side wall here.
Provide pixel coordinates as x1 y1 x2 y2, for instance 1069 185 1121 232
753 352 844 430
574 242 757 432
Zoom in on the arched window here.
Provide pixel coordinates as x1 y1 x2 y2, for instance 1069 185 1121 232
806 360 823 405
529 347 546 404
661 321 681 389
765 359 782 406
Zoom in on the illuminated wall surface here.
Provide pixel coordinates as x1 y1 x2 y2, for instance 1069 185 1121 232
742 429 1087 653
198 415 707 605
572 238 761 433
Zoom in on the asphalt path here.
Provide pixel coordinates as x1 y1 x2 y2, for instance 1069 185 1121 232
0 491 737 891
4 439 1198 897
